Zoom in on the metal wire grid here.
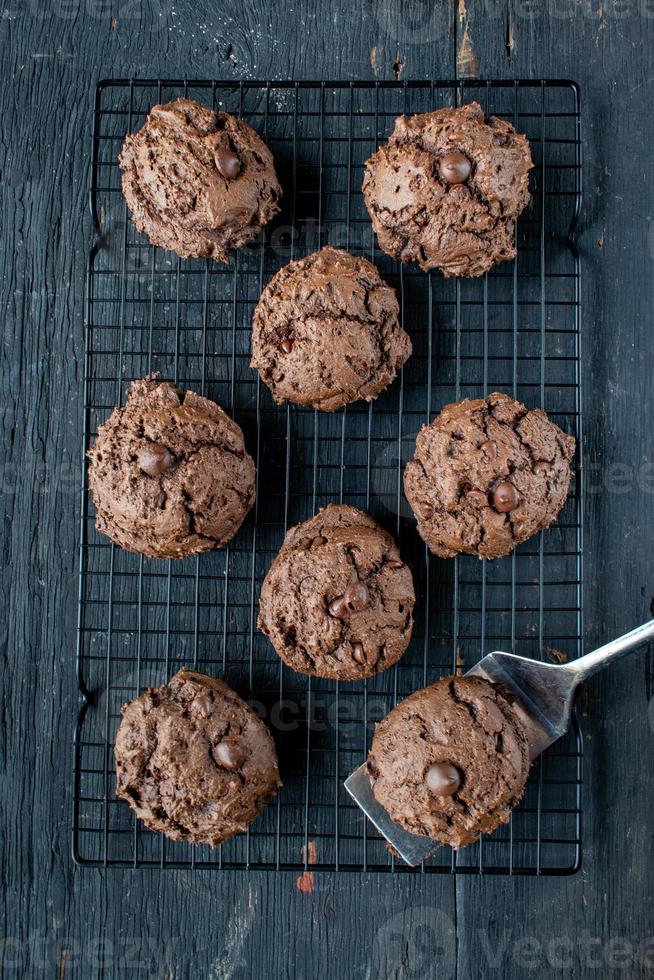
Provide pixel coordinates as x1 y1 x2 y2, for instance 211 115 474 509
74 79 583 874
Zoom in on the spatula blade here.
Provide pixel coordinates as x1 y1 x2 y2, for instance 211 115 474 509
344 654 565 866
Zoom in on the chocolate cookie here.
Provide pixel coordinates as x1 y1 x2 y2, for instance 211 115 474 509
363 103 533 277
250 247 412 411
87 379 255 559
115 670 281 846
403 392 575 559
367 675 530 848
257 504 415 680
119 98 282 261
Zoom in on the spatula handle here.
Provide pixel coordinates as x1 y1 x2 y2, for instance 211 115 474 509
569 619 654 682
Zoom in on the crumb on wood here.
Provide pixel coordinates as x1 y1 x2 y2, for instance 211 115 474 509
295 871 314 893
456 0 478 78
596 234 604 248
544 646 568 664
392 51 404 81
505 19 514 61
301 839 318 865
370 46 378 75
111 17 117 29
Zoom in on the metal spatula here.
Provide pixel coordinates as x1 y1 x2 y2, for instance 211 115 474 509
344 619 654 866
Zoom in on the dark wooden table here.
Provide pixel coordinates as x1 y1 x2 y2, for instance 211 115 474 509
2 2 654 977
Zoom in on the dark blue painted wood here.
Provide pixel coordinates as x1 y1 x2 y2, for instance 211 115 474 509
1 1 653 976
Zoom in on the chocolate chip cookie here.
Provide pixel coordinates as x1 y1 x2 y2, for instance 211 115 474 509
403 392 575 559
250 247 412 411
119 98 281 261
257 504 415 680
115 670 281 846
367 675 530 848
87 379 255 559
363 102 533 277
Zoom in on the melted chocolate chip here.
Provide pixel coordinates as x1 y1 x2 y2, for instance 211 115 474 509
311 535 327 548
343 581 370 612
367 755 380 781
533 461 548 475
138 443 173 477
481 439 497 459
383 559 404 570
215 146 241 180
425 762 461 796
492 480 520 513
352 642 366 664
422 505 434 520
328 595 349 619
281 336 295 354
212 740 246 771
439 151 472 184
328 581 369 618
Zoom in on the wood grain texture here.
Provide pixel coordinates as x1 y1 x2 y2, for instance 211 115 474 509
1 0 653 977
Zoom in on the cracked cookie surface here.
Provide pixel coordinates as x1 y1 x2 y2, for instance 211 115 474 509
257 504 415 680
403 392 575 560
119 98 281 261
115 670 281 846
87 378 255 558
250 247 412 411
362 102 533 277
367 675 530 848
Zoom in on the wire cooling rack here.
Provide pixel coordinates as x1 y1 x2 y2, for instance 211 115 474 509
74 79 583 874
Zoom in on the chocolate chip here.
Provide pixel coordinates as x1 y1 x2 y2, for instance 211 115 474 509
138 443 173 477
481 439 497 459
328 595 349 619
533 461 548 475
212 740 246 771
156 490 167 509
281 335 295 354
343 581 370 612
367 755 380 781
383 559 404 570
492 480 520 513
352 642 366 664
311 535 327 548
422 505 434 520
439 151 471 184
215 146 241 180
425 762 461 796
